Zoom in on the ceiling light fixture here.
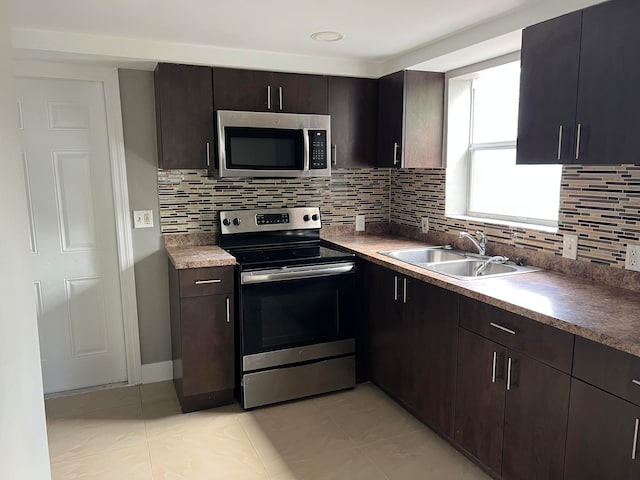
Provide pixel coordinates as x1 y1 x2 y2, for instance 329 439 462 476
310 31 344 42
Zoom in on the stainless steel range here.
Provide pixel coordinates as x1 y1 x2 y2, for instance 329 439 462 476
219 207 357 409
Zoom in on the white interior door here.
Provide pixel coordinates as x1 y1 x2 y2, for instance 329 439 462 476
17 77 128 394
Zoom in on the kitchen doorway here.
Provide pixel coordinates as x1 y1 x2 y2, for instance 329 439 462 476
15 62 141 394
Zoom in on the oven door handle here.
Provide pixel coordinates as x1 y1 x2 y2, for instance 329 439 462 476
241 262 355 285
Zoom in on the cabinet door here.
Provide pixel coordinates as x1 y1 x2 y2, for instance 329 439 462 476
502 353 570 480
180 294 234 396
454 328 506 475
364 263 406 398
155 63 214 169
271 72 328 114
576 0 640 164
377 71 405 168
405 280 458 437
213 68 273 112
328 76 377 168
516 12 582 165
564 379 640 479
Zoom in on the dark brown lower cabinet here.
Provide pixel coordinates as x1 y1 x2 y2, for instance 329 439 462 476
364 262 458 437
455 328 570 479
564 379 640 480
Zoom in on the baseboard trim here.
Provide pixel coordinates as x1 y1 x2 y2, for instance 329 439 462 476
140 361 173 384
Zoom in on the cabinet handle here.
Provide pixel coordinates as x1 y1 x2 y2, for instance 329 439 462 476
632 379 640 387
206 142 211 167
557 125 563 161
226 297 231 323
332 144 337 166
278 86 283 111
575 123 581 161
632 418 639 461
403 278 407 304
267 85 272 110
393 276 398 301
393 142 399 165
491 351 497 383
194 279 222 285
490 322 516 335
506 357 513 391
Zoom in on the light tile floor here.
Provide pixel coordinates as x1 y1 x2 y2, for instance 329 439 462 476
45 382 491 480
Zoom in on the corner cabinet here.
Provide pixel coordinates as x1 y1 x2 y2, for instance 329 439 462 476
363 262 458 437
327 76 378 168
154 63 214 169
517 0 640 165
212 68 328 114
377 70 444 168
169 263 235 412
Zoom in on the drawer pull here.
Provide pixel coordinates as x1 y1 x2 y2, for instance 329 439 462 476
491 351 497 383
506 357 513 391
403 278 407 304
394 276 398 301
632 418 639 461
632 379 640 387
226 297 231 323
194 279 222 285
490 322 516 335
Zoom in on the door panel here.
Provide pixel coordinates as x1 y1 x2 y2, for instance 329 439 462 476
17 77 127 394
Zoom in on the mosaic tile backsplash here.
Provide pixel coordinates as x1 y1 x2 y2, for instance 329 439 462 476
158 165 639 271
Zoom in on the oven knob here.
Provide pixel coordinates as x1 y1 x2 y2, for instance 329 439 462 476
222 218 231 226
233 218 241 226
312 214 319 221
303 214 310 222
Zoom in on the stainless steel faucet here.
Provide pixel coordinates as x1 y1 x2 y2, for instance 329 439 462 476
459 231 487 255
475 255 509 276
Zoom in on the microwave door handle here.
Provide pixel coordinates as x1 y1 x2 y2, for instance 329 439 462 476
302 128 310 172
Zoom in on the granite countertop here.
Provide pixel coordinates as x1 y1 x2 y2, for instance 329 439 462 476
322 233 640 358
166 245 236 269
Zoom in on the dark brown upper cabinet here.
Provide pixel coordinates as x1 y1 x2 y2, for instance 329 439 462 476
517 0 640 165
154 63 214 169
327 76 378 168
377 70 444 169
213 68 328 114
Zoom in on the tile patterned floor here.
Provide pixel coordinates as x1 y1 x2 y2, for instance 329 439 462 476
45 382 491 480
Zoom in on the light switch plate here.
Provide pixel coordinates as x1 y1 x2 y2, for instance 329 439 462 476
133 210 154 229
625 244 640 272
421 217 429 233
355 215 365 232
562 234 578 260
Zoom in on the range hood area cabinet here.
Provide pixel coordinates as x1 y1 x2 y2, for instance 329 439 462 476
212 68 328 114
517 0 640 165
154 63 214 169
377 70 445 169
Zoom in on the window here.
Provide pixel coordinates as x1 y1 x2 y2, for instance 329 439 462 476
446 56 562 229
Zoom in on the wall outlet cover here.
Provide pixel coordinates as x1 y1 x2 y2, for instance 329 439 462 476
625 244 640 272
421 217 429 233
562 234 578 260
133 210 154 229
355 214 365 232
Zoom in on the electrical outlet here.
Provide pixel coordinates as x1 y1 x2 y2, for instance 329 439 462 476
421 217 429 233
355 214 365 232
625 244 640 272
133 210 154 229
562 234 578 260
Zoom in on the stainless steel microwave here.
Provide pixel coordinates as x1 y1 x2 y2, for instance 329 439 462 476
215 110 331 178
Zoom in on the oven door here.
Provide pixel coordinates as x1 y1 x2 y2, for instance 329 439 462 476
239 262 356 369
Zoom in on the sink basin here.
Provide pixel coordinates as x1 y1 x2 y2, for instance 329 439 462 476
378 247 540 280
379 247 468 265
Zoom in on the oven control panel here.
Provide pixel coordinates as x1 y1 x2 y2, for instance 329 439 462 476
220 207 321 234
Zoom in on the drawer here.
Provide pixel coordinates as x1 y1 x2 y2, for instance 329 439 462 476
179 266 234 297
573 336 640 407
459 297 574 373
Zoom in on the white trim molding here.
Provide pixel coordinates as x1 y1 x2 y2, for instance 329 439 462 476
141 361 174 384
15 60 142 386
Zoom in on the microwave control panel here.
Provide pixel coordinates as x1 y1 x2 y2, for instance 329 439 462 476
309 130 327 170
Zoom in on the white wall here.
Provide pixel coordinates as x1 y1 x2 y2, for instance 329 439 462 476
0 1 51 478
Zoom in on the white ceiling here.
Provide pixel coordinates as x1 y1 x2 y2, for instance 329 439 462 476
9 0 607 76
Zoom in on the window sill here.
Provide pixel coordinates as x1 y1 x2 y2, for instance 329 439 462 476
446 214 558 234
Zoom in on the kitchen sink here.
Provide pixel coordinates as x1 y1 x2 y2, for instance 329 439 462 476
378 246 540 280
